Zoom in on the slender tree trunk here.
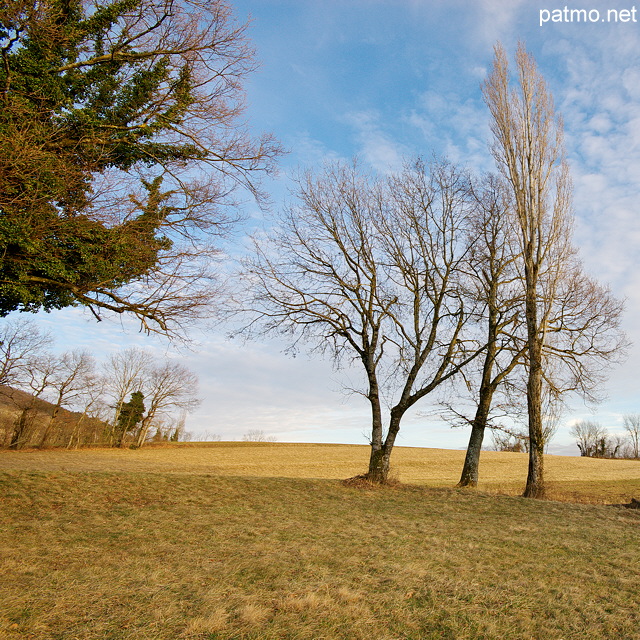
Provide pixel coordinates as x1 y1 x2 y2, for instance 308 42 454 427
10 408 32 450
67 411 87 449
458 303 498 488
39 405 61 448
523 283 545 498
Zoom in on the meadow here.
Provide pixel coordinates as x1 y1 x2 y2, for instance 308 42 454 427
1 443 639 639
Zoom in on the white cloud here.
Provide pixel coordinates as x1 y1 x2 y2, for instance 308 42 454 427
342 110 408 174
408 90 493 171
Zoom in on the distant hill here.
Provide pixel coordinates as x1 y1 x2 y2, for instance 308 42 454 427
0 384 84 421
0 385 108 449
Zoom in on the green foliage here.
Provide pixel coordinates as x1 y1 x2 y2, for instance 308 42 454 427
0 0 278 331
0 0 191 315
116 390 145 442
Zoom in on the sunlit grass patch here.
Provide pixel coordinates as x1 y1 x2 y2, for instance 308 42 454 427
1 442 638 503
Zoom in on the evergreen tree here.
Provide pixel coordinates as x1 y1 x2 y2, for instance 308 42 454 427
0 0 280 334
115 391 145 446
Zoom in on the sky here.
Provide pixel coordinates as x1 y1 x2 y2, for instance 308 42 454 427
17 0 640 455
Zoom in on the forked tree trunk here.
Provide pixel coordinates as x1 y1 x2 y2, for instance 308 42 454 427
136 412 156 448
366 410 404 483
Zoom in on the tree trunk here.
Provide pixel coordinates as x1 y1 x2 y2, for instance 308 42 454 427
39 405 61 448
136 414 155 448
367 447 389 483
67 411 87 449
365 367 386 481
458 306 498 488
9 408 32 450
366 410 403 483
458 415 487 487
523 285 545 498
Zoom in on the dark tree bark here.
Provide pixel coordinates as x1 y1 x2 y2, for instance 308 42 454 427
523 298 545 498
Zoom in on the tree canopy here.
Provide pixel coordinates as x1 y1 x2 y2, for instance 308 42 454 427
0 0 280 334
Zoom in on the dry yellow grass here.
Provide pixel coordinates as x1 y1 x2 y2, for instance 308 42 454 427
1 441 638 502
1 472 639 640
2 444 639 639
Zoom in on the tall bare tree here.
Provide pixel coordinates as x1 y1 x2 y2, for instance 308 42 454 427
244 159 481 482
66 373 106 449
484 43 590 497
8 353 58 449
0 319 52 387
135 361 200 447
37 350 96 447
623 414 640 459
451 175 525 487
102 348 154 446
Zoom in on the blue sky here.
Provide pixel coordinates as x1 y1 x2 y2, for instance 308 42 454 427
23 1 640 455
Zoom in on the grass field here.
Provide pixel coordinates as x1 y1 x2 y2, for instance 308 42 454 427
1 443 639 639
2 441 639 502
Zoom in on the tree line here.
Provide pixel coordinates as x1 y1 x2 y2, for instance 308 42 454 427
0 319 199 449
570 417 640 459
0 1 630 498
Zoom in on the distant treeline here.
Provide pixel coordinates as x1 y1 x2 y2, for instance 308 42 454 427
0 320 199 450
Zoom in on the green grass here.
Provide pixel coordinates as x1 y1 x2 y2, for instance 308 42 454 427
1 467 639 639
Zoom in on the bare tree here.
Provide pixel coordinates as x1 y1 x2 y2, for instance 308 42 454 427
242 429 277 443
135 361 200 447
0 319 52 387
491 429 527 452
102 348 154 446
483 42 571 498
570 420 610 457
37 350 96 447
623 414 640 459
483 43 626 497
101 348 199 447
66 373 106 449
8 354 58 449
450 175 525 487
244 159 481 483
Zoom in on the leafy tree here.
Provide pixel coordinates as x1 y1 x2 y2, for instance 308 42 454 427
0 0 280 334
116 390 145 446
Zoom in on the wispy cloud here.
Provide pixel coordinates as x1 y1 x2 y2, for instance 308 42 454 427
342 110 408 174
407 90 492 170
